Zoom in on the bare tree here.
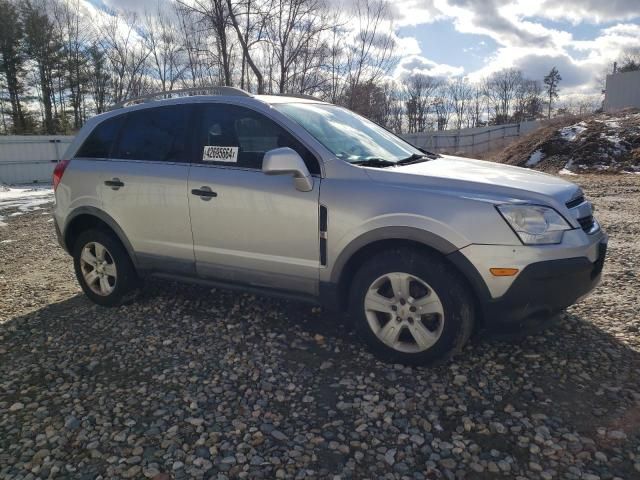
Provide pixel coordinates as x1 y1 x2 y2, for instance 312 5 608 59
99 10 150 103
387 82 404 134
433 84 453 131
286 25 331 95
486 68 522 124
226 0 266 93
264 0 329 93
466 83 484 128
86 44 109 113
142 7 186 92
448 77 472 130
323 20 347 103
52 0 92 129
344 0 397 110
403 74 438 133
179 0 236 87
175 4 206 87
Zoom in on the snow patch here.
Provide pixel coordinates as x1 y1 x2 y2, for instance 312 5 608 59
0 185 53 227
559 122 587 141
526 150 545 167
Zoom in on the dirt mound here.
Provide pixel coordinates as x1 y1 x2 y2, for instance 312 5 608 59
495 110 640 174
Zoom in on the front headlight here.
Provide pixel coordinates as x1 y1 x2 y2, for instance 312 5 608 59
496 204 572 245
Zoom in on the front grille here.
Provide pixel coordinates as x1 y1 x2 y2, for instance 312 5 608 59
578 215 595 232
566 195 585 209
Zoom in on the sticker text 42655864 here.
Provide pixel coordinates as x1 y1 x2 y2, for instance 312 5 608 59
202 146 239 163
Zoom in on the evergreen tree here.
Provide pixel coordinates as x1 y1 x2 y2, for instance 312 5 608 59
543 66 562 119
0 0 26 133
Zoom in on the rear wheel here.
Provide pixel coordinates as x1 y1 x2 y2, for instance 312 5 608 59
349 248 474 365
73 229 138 307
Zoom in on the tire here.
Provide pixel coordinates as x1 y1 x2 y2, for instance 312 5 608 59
72 229 139 307
349 248 475 365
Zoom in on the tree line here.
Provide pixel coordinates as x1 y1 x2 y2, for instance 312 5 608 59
1 0 577 136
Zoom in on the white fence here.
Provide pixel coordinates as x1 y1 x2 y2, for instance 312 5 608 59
0 136 74 184
604 70 640 113
402 120 541 156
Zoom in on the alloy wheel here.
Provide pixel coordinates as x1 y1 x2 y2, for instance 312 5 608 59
364 272 444 353
79 241 117 296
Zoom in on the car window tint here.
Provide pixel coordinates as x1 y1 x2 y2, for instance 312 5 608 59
75 115 123 158
197 104 320 173
115 105 190 162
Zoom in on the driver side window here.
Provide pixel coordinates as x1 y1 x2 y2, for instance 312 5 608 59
196 104 320 174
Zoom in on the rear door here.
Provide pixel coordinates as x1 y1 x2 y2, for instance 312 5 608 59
188 102 321 295
98 104 195 274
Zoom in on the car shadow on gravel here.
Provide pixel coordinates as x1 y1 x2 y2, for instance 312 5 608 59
1 282 639 479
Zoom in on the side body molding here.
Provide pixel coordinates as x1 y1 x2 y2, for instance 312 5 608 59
63 206 138 267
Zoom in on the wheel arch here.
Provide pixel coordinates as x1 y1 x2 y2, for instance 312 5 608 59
63 207 138 268
325 228 488 318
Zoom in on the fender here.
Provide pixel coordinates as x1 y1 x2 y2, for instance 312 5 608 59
329 226 460 284
63 206 138 267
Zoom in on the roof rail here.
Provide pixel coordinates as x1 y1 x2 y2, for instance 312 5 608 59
109 86 252 110
265 92 319 101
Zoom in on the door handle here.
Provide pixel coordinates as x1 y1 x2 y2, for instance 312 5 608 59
105 178 124 189
191 186 217 200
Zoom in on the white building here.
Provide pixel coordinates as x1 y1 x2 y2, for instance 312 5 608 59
604 70 640 113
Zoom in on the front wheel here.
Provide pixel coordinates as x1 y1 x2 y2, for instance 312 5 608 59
73 229 138 307
349 248 475 365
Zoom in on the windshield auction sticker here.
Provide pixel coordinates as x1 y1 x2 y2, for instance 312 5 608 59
202 146 239 163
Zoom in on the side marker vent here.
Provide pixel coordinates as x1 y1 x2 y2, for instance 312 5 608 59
320 205 328 266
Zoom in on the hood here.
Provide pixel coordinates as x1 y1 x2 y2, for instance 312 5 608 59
364 155 581 205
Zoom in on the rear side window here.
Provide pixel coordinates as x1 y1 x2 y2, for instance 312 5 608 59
196 104 320 173
114 105 191 162
75 115 123 158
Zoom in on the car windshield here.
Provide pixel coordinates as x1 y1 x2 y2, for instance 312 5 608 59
274 103 424 164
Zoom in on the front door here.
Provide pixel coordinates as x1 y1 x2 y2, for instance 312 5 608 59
188 103 321 294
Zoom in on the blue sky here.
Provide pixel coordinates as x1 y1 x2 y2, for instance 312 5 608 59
398 22 497 73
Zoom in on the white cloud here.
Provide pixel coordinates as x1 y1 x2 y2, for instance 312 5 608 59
532 0 640 23
466 21 640 95
388 0 442 26
468 47 592 86
394 55 464 79
395 36 422 56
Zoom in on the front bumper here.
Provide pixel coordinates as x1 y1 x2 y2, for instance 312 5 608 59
482 241 607 327
448 227 608 328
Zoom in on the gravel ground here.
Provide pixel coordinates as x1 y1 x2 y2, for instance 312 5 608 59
1 175 639 480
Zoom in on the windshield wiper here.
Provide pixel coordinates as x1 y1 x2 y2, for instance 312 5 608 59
350 158 396 168
396 153 437 165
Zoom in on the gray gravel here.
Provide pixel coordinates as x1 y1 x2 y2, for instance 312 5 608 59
1 174 639 479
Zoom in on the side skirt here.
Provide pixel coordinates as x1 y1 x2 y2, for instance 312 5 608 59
149 272 320 305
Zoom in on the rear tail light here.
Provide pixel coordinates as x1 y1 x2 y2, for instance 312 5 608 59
52 160 70 191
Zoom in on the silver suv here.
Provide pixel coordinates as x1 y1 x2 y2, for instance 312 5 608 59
53 87 608 364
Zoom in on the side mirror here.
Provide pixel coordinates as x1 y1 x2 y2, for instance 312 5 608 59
262 147 313 192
